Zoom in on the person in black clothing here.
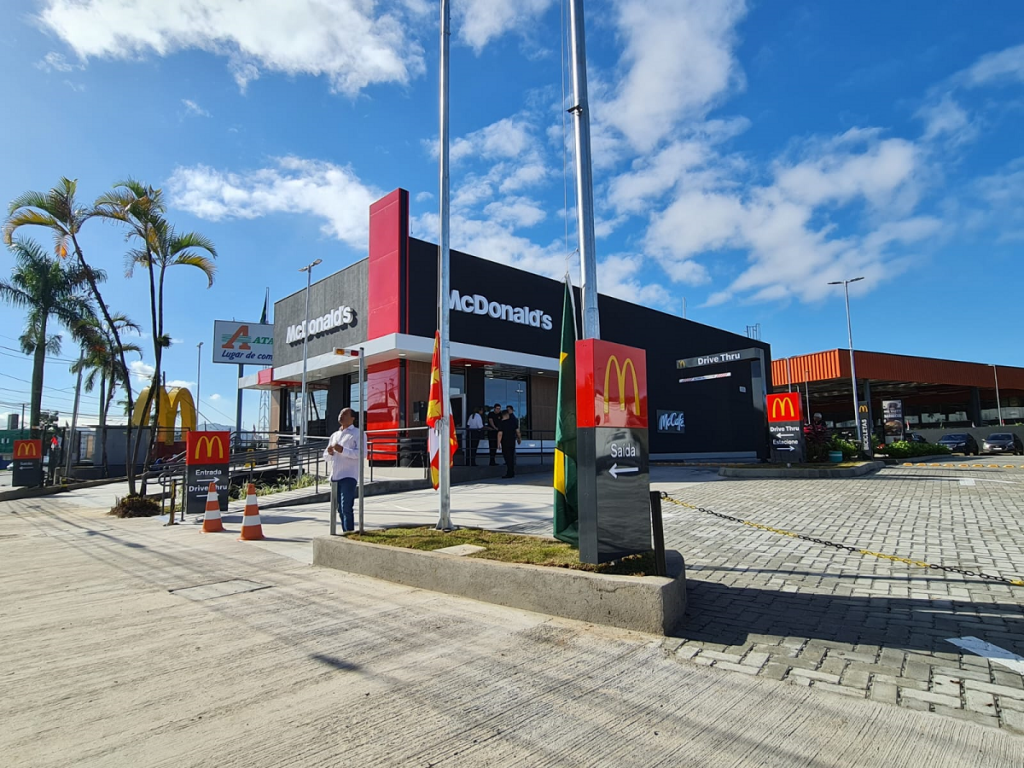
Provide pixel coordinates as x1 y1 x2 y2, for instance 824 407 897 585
499 405 522 478
486 403 503 466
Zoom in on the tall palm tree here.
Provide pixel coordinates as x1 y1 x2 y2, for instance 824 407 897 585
93 180 167 476
0 238 96 434
4 178 141 495
71 314 142 476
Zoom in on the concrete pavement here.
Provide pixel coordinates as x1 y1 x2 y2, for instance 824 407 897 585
3 487 1024 766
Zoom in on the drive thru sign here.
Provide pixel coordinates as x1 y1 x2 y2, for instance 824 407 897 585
766 393 805 462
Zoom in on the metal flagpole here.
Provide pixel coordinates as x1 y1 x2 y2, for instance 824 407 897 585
437 0 453 530
568 0 600 340
358 346 365 533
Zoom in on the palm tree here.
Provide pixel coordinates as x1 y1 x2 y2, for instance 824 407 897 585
4 178 141 495
0 238 96 434
71 314 142 476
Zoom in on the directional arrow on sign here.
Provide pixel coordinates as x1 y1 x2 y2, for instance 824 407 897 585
608 463 639 478
774 445 796 452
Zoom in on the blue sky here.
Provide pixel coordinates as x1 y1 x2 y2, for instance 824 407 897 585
1 1 1023 429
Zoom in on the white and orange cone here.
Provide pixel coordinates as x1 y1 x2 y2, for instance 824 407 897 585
239 483 264 541
201 481 225 533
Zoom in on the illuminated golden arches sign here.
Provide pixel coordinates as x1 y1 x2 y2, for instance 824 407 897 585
130 386 197 445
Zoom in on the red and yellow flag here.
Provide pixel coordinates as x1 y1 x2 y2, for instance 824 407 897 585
427 330 457 490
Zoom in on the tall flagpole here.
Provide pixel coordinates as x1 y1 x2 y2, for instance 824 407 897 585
437 0 453 530
568 0 600 339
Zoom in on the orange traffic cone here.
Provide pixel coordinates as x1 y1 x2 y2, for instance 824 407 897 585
239 483 264 541
201 481 225 533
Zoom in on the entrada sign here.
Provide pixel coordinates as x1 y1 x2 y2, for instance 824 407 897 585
286 306 355 344
185 431 230 516
448 290 553 330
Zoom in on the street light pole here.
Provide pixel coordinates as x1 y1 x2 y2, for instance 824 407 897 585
991 364 1004 426
298 258 322 444
196 342 203 430
828 277 865 447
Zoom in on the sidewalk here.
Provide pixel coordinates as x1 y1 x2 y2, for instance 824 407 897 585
2 488 1022 766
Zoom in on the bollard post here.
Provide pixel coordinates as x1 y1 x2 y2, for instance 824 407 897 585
329 479 337 536
649 491 667 577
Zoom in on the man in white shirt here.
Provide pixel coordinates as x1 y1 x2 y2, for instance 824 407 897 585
466 407 484 466
324 408 360 532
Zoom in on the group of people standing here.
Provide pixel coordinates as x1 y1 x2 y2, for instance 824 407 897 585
466 403 521 478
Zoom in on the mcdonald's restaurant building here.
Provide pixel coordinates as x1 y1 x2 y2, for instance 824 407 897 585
240 189 773 461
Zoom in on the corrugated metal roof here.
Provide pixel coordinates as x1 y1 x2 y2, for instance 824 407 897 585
772 350 1024 389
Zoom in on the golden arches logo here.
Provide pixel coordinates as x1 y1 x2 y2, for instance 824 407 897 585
771 397 797 421
603 355 642 416
193 435 225 462
130 386 197 445
15 440 40 458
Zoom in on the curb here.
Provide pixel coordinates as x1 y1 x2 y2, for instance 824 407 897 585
718 461 885 479
313 535 687 635
0 485 70 503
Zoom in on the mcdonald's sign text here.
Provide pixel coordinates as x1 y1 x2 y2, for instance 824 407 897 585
14 439 42 459
767 393 802 424
575 339 648 429
186 431 230 466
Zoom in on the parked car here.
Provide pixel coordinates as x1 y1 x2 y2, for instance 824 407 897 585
904 432 929 444
937 433 979 455
982 433 1024 455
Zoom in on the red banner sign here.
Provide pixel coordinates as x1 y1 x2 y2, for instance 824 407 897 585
185 431 231 465
576 339 648 429
767 392 802 423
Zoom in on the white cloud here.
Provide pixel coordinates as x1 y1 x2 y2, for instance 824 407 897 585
209 393 222 401
167 157 381 246
598 254 672 308
37 0 426 95
36 51 77 72
454 0 556 53
181 98 210 117
916 94 978 146
449 116 534 164
130 360 155 382
603 0 747 152
957 43 1024 88
167 379 197 388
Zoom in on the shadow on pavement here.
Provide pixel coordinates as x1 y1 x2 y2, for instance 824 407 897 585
676 578 1024 656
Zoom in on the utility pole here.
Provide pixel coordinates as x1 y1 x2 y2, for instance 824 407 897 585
64 349 85 480
196 342 203 430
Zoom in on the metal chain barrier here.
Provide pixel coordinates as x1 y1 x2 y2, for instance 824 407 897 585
659 491 1024 588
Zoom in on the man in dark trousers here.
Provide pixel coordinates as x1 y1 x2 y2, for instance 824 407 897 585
499 405 522 478
486 403 503 466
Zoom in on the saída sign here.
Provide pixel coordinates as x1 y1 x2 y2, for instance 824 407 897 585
12 439 43 487
185 431 230 516
576 340 652 565
767 392 805 463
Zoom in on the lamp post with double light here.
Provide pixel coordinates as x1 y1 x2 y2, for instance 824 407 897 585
990 364 1004 426
827 276 865 448
298 258 322 444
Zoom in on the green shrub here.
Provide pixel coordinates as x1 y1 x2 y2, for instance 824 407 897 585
829 435 860 461
108 495 162 518
883 441 951 459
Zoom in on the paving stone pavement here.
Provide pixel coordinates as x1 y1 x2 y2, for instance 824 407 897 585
504 463 1024 732
650 464 1024 733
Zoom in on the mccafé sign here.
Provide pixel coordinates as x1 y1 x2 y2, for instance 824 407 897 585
14 439 42 459
286 306 355 344
767 392 802 423
186 431 230 465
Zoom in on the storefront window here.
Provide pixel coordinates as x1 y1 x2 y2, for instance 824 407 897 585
450 372 465 395
484 375 528 429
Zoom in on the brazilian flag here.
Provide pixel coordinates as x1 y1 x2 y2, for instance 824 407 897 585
553 281 578 546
